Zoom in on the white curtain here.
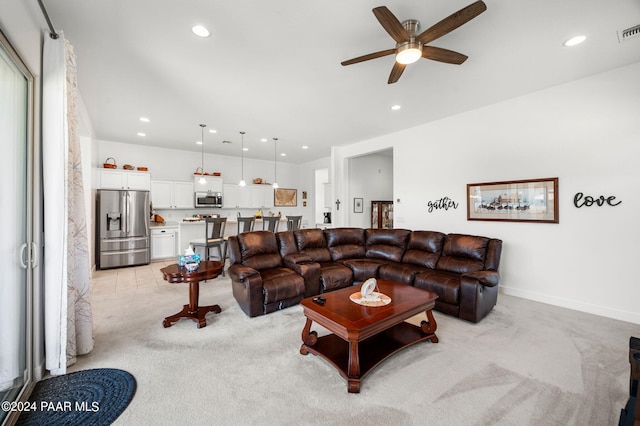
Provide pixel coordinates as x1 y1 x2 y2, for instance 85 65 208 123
43 33 93 375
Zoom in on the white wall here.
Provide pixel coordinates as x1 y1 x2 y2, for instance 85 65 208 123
333 61 640 325
348 153 393 228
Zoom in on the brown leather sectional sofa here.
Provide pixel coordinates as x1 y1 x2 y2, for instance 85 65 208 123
227 227 502 323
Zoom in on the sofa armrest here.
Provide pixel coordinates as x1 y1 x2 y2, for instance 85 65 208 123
228 264 260 282
462 270 500 287
459 270 500 323
283 252 313 266
283 253 321 297
229 264 265 317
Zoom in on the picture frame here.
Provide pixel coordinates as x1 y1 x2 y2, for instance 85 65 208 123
274 188 297 207
467 177 559 223
354 197 363 213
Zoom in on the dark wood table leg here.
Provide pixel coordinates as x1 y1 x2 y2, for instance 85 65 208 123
162 280 221 328
300 318 318 354
420 308 439 343
347 341 361 393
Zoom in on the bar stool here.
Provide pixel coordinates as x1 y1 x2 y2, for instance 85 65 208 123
262 215 281 232
190 217 227 276
222 216 256 268
286 215 302 231
237 216 256 234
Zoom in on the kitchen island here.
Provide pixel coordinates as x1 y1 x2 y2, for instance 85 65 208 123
177 217 288 255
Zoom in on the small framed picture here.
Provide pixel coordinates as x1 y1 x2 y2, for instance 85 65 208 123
354 197 363 213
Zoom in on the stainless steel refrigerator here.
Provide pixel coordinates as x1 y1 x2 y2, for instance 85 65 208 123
97 189 150 269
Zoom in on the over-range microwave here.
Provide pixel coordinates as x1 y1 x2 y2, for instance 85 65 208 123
195 191 223 208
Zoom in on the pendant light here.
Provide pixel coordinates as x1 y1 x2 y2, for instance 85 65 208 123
239 131 246 187
199 124 207 185
272 137 279 189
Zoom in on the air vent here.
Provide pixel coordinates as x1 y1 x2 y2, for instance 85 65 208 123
618 24 640 42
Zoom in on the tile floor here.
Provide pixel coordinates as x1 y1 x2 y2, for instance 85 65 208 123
90 260 178 295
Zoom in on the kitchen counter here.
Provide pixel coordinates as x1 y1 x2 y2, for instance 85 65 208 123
150 221 179 228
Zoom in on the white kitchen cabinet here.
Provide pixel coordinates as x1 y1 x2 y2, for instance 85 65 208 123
194 176 223 193
98 169 151 190
223 183 252 208
151 227 177 259
151 180 194 209
250 185 274 208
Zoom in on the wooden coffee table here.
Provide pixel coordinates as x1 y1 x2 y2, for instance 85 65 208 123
300 280 438 393
160 260 224 328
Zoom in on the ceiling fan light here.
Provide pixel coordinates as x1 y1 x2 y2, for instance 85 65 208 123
396 41 422 64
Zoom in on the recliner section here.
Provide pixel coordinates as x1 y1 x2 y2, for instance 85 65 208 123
227 227 502 322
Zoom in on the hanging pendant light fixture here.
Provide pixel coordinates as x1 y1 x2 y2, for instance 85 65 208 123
272 137 279 189
199 124 207 185
239 131 246 187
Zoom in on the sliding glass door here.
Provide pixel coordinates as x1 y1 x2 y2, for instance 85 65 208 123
0 30 35 425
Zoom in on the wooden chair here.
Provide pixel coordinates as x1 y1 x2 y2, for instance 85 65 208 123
190 217 227 276
262 215 281 232
286 215 302 231
237 216 256 234
222 216 256 268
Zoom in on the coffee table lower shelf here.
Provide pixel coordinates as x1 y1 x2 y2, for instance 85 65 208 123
300 321 435 392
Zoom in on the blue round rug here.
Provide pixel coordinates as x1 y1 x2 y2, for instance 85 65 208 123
16 368 136 426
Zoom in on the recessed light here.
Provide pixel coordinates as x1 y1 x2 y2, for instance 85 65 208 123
139 117 150 123
192 25 210 38
260 138 267 142
280 153 286 157
209 129 217 134
563 35 586 47
137 132 146 137
243 148 248 151
196 141 203 145
302 146 308 149
391 104 401 111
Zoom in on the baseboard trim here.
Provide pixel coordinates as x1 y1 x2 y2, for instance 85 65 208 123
500 285 640 325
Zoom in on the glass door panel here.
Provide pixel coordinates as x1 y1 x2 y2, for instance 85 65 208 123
0 31 33 425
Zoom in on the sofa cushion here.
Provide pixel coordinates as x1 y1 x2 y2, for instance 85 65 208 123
402 231 445 269
317 262 353 292
436 234 489 274
365 229 411 262
261 268 305 304
378 263 427 285
237 231 282 271
294 228 332 262
413 269 461 305
342 259 387 282
325 228 365 261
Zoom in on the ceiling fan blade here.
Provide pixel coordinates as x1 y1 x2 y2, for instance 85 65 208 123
341 49 395 66
388 62 406 84
373 6 409 44
422 46 468 64
417 0 487 45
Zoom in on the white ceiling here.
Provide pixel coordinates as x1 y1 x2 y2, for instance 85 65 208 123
44 0 640 164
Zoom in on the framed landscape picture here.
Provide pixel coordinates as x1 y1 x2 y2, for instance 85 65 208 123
467 177 559 223
274 188 297 206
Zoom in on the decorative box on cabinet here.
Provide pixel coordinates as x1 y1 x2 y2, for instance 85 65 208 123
371 200 393 229
151 180 194 209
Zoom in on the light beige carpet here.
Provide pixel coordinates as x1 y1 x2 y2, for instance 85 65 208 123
73 274 637 425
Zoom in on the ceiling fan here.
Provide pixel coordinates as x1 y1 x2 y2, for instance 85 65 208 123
341 1 487 84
